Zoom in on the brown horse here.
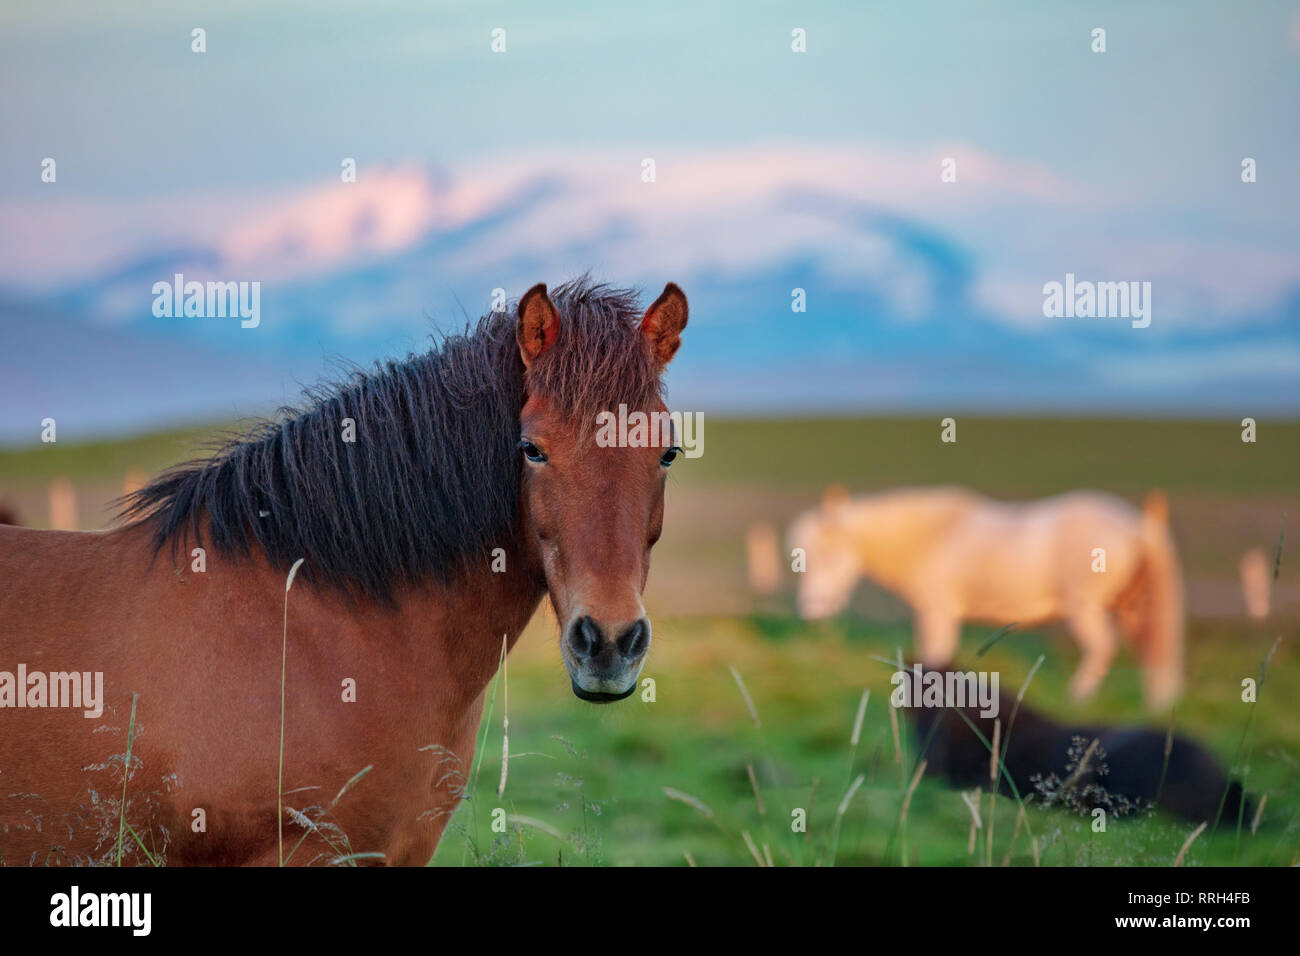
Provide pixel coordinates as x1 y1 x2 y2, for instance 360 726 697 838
0 278 688 866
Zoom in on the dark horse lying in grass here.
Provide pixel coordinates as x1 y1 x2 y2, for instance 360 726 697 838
903 665 1251 826
0 278 688 866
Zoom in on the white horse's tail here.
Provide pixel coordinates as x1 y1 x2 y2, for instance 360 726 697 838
1131 491 1185 709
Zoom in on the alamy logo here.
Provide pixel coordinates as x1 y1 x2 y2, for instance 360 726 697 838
1042 272 1151 328
50 886 151 936
890 665 1000 719
0 664 103 718
152 273 261 328
595 403 704 458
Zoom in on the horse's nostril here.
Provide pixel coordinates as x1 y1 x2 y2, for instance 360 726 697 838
567 615 602 659
568 617 649 662
616 619 650 659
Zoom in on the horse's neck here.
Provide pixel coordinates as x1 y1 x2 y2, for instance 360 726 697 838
844 507 900 588
292 539 547 716
849 498 969 595
400 542 546 664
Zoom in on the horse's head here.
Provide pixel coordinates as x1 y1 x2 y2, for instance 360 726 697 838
514 281 688 702
790 485 861 620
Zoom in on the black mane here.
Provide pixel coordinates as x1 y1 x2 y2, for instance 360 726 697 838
119 277 662 600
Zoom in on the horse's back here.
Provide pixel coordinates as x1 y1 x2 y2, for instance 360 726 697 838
929 489 1144 619
959 490 1140 545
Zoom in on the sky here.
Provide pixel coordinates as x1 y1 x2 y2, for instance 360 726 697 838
1 0 1298 443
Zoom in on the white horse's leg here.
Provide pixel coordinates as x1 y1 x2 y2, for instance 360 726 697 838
915 608 961 667
1066 604 1119 700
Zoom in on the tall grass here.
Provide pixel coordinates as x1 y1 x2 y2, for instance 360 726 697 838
1210 635 1283 861
278 557 306 867
115 693 138 867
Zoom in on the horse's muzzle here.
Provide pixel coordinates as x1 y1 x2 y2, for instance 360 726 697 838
562 613 649 703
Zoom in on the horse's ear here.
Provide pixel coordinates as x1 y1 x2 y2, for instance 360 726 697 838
821 484 851 514
640 282 688 367
517 283 560 368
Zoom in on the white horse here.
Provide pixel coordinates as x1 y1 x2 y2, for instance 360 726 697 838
789 486 1185 709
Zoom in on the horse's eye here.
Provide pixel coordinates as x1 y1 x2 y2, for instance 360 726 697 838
520 440 548 464
660 447 682 467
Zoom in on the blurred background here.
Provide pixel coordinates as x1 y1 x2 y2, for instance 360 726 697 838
1 0 1297 865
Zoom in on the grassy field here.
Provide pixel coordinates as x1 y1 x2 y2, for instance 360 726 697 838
1 416 1296 866
424 612 1296 867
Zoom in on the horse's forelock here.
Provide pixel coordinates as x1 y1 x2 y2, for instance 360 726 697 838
523 277 664 421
